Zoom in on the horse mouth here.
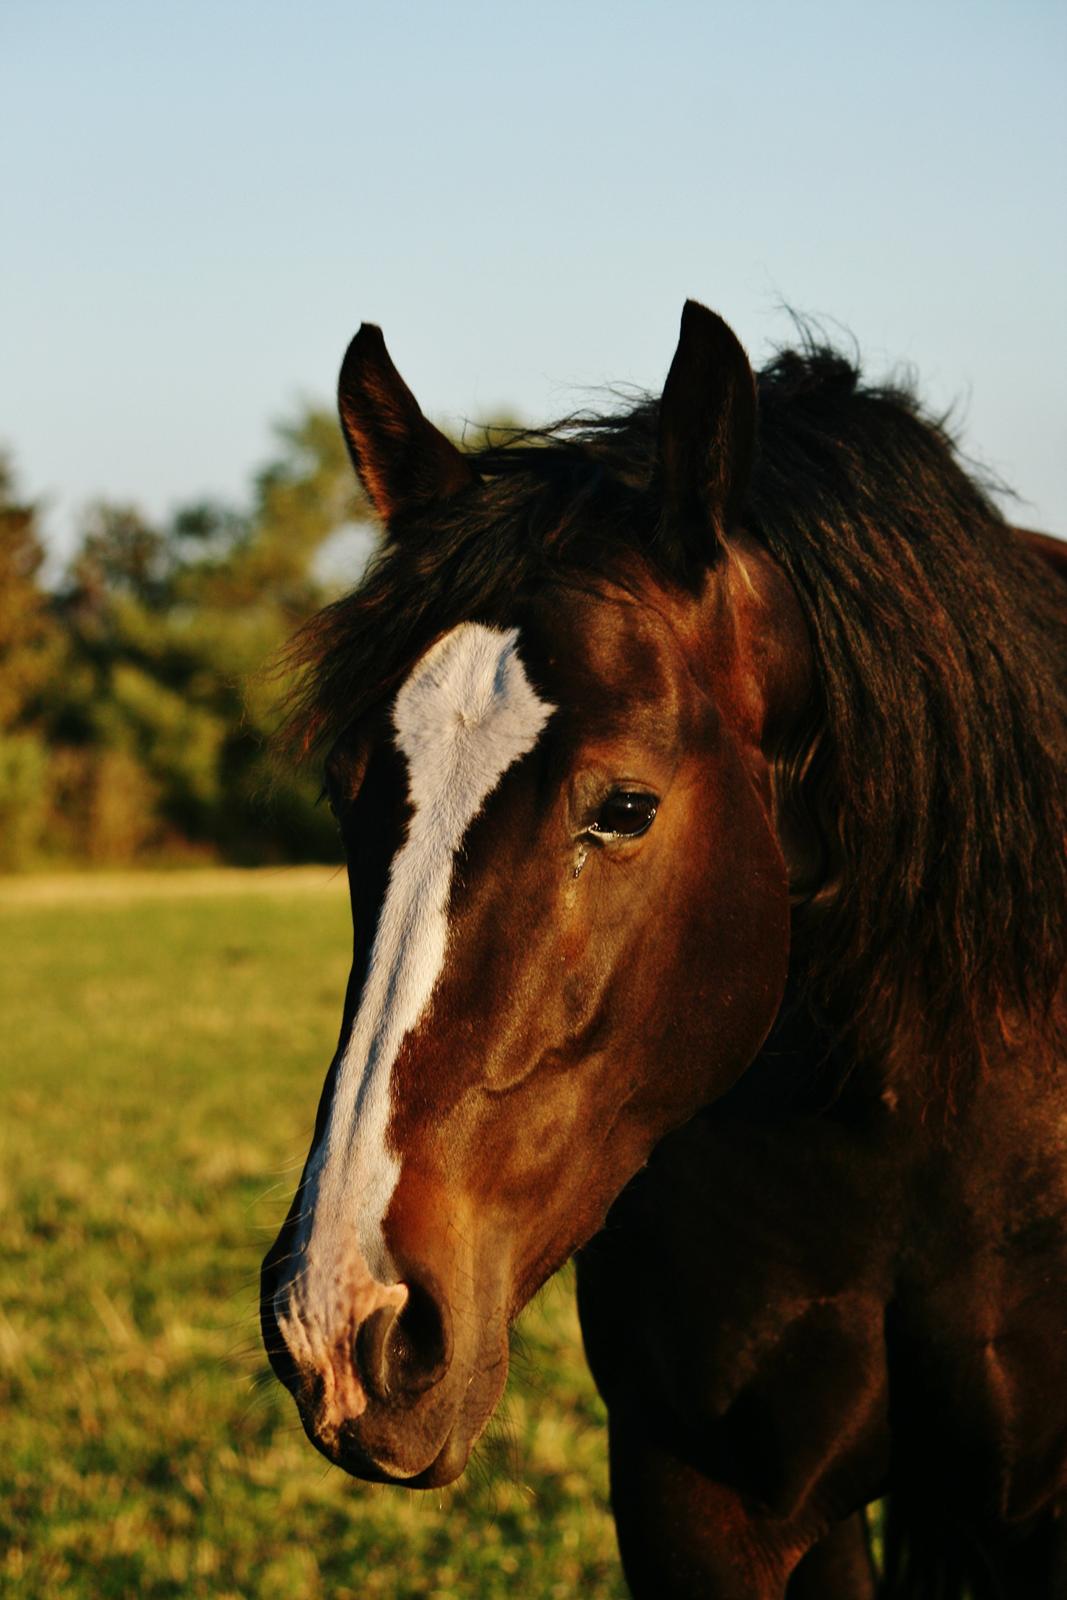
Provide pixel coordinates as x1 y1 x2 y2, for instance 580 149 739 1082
279 1374 484 1489
320 1420 472 1488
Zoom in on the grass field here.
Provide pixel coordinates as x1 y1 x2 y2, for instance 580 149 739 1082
0 869 626 1599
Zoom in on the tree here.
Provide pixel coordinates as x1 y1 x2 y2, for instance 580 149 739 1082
1 395 517 867
37 403 375 864
0 456 63 865
0 454 60 729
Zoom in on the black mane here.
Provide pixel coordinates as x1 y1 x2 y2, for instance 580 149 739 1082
283 340 1067 1093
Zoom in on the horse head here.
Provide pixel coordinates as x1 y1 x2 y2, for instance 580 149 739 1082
261 302 811 1486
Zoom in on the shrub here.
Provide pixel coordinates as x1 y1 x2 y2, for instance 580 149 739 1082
46 747 161 864
0 732 48 869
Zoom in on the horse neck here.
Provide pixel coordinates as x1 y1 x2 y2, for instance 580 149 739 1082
713 962 1065 1136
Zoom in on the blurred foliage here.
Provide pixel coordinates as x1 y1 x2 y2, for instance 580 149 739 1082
0 411 380 868
0 456 64 730
0 733 49 870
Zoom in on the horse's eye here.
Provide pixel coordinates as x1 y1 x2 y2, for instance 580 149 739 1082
589 791 658 840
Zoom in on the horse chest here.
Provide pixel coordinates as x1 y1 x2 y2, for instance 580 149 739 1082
576 1101 1067 1525
883 1114 1067 1523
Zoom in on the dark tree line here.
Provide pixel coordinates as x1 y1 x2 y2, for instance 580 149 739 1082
0 408 374 869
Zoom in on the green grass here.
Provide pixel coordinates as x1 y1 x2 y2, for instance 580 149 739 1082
0 869 625 1599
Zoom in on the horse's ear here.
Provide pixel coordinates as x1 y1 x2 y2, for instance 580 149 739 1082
656 300 756 552
338 324 478 524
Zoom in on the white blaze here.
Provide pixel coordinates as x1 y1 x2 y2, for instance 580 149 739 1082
300 622 554 1287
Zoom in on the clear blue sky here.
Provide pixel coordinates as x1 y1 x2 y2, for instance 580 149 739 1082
4 0 1065 558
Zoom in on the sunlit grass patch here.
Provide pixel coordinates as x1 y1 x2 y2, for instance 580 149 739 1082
0 870 624 1599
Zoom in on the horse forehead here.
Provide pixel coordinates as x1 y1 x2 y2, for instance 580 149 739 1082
394 620 554 812
527 585 701 719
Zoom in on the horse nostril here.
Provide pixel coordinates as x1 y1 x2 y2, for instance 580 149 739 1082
357 1303 400 1402
392 1276 453 1394
357 1277 453 1402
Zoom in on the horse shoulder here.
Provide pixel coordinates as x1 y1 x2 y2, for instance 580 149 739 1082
576 1100 899 1594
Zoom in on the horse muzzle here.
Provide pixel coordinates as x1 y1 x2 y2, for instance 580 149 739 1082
260 1241 506 1486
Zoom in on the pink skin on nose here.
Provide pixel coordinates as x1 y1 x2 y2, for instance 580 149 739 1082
275 1252 408 1441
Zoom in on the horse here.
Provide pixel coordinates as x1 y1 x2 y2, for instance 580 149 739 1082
260 302 1067 1598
